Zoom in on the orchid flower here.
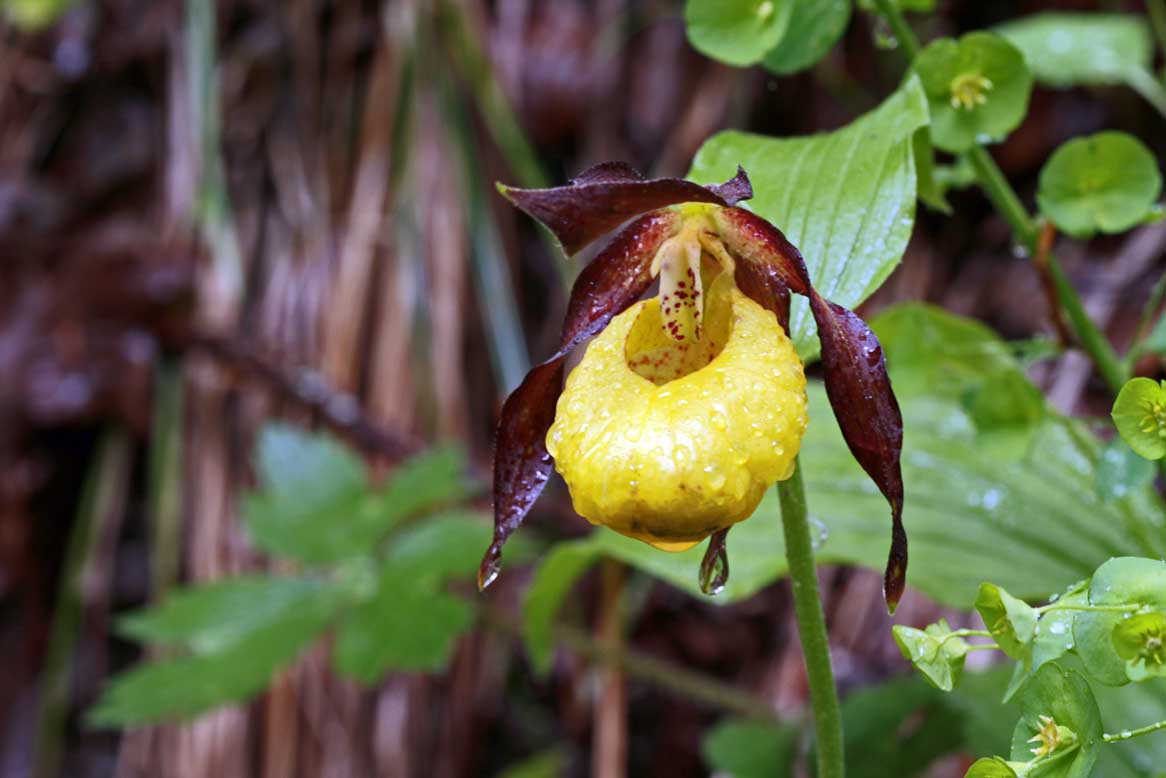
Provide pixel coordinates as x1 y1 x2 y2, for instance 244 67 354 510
477 163 907 611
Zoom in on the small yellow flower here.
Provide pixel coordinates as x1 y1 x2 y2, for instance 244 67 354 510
548 272 808 551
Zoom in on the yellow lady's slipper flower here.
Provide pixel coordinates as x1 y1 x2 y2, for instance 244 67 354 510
479 163 907 610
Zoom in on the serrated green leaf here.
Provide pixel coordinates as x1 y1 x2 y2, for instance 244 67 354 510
118 576 332 654
911 32 1033 153
245 426 472 564
684 0 792 67
689 75 929 357
1097 437 1157 502
701 718 795 778
89 586 342 727
1037 132 1162 239
1076 557 1166 685
1010 665 1101 778
996 13 1152 88
1113 378 1166 461
761 0 849 75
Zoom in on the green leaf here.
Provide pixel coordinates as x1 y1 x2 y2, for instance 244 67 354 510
911 32 1033 153
244 425 471 564
1009 665 1102 778
89 585 342 727
1089 669 1166 776
701 718 796 778
1033 582 1089 676
684 0 793 67
1037 132 1162 239
964 369 1046 461
761 0 850 75
1113 378 1166 460
1076 557 1166 685
976 583 1038 660
118 576 332 654
964 757 1020 778
2 0 75 28
1111 613 1166 681
690 76 929 356
893 619 969 692
913 129 952 214
522 539 604 674
995 13 1153 88
1096 437 1157 502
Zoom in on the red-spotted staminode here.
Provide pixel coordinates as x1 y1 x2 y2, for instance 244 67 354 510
478 163 907 611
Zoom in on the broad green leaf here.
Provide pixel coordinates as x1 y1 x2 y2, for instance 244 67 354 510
523 539 604 674
2 0 74 28
893 619 970 692
1113 378 1166 460
701 718 795 778
684 0 792 67
1077 557 1166 685
1097 437 1157 501
1037 132 1162 239
976 583 1038 660
1031 582 1089 679
89 586 342 727
857 0 935 12
689 76 929 356
384 510 512 585
245 425 471 563
965 369 1046 461
911 32 1033 153
1010 665 1101 778
996 13 1153 88
761 0 850 75
118 576 332 654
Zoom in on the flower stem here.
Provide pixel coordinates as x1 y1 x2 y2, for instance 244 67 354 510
1103 718 1166 742
777 461 844 778
1036 602 1142 615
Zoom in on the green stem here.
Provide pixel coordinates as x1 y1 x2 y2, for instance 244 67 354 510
1124 66 1166 121
872 0 921 58
1103 718 1166 742
1143 0 1166 85
1036 602 1142 615
778 461 844 778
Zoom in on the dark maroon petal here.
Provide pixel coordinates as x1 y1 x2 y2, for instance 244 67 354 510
479 358 564 591
809 293 906 613
716 205 906 613
480 212 679 590
734 256 792 332
559 211 680 353
705 166 753 207
712 207 810 296
499 168 750 256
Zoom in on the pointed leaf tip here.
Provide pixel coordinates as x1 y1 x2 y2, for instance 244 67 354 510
699 528 731 595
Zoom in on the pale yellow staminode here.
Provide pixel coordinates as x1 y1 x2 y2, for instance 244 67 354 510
547 272 808 551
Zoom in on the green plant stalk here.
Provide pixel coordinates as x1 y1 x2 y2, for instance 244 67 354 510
777 461 844 778
148 364 184 596
873 0 1128 397
33 432 131 778
1124 66 1166 121
1103 718 1166 742
1145 0 1166 86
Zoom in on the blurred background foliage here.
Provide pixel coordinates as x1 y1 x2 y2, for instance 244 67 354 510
1 0 1166 777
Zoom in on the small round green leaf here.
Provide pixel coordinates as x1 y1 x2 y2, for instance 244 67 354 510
1037 132 1163 238
1111 612 1166 681
892 618 970 691
1112 377 1166 460
911 32 1033 152
1075 557 1166 685
685 0 792 67
761 0 849 75
976 582 1039 660
1009 664 1102 778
